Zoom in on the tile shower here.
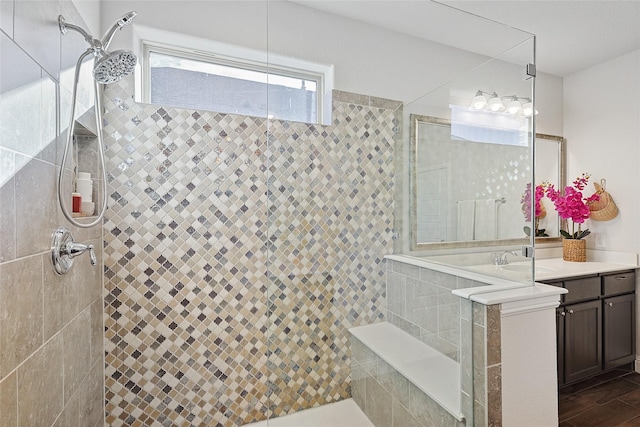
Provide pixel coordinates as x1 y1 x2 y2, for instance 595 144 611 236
0 3 104 427
102 76 399 425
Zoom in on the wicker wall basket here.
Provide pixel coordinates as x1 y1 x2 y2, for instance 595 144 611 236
563 238 587 262
589 180 619 221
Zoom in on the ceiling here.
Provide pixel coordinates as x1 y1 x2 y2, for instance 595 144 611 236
291 0 640 77
440 0 640 76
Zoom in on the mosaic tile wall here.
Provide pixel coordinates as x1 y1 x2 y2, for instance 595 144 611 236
102 76 398 426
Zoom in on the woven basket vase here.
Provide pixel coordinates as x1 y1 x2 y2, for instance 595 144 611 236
563 238 587 262
589 181 619 221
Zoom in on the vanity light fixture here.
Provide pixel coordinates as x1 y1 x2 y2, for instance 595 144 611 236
487 94 504 112
505 96 522 115
469 90 538 117
522 101 535 117
471 90 488 110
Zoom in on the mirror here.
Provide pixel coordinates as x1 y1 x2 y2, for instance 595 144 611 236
410 114 565 250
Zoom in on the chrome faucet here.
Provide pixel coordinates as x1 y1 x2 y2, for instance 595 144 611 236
51 227 97 274
65 241 97 265
490 251 518 266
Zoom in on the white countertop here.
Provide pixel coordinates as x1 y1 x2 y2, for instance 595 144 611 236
464 258 637 282
387 250 638 306
387 250 637 283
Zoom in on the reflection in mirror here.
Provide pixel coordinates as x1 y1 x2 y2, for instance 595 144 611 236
410 114 564 250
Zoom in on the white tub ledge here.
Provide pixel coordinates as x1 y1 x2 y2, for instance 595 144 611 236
349 322 464 423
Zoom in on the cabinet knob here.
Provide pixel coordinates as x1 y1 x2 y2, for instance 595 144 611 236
568 309 574 315
560 311 566 317
608 302 614 307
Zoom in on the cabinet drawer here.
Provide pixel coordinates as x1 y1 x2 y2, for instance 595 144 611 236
563 276 601 304
603 272 635 296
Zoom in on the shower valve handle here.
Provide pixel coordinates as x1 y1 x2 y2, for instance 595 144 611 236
66 242 97 266
51 227 97 274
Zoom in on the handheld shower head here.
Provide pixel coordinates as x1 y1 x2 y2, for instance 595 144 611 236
59 12 138 84
101 11 137 50
117 11 137 28
93 50 137 84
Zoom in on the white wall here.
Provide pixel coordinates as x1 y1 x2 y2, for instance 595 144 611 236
564 50 640 253
72 0 101 36
100 0 563 131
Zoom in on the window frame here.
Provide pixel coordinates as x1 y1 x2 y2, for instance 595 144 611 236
141 41 325 124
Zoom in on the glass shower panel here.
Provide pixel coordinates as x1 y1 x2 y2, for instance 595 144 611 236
403 12 536 427
265 1 535 426
405 38 537 286
265 1 398 423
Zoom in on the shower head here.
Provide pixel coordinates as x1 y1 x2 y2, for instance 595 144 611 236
93 50 138 84
58 12 138 84
101 11 138 50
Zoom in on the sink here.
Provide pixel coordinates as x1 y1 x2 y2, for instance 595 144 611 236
500 264 554 274
463 261 556 279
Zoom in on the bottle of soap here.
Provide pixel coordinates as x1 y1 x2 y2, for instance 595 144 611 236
76 172 94 215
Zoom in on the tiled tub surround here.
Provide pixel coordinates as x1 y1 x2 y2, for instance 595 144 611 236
385 257 490 361
102 77 397 426
380 257 497 426
350 322 464 426
0 2 105 427
350 301 500 427
385 255 565 426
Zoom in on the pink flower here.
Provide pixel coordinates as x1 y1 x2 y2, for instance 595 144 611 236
521 183 545 221
544 173 600 239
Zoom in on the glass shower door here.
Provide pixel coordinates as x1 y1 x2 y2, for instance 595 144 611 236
264 1 537 426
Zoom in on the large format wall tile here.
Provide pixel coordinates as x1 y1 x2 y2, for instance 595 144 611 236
0 32 43 159
0 255 43 378
0 0 13 36
78 359 104 427
14 158 57 257
1 2 105 426
0 175 16 262
17 334 64 427
63 309 91 403
0 371 17 427
13 0 61 79
103 74 396 426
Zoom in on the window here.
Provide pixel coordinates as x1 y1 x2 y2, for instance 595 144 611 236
142 42 327 124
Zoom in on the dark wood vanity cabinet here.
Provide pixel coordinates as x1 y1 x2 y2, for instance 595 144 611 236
548 271 636 386
561 299 603 384
603 292 635 369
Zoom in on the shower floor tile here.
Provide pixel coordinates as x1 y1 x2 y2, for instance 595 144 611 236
243 399 374 427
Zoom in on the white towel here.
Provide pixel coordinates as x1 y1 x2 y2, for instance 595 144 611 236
457 200 475 241
474 199 497 240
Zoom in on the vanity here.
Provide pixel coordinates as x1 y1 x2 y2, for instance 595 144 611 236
539 268 636 386
384 250 638 425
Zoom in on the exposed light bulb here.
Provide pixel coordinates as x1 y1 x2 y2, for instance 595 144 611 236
506 99 521 115
470 91 540 116
522 102 539 117
471 93 487 110
488 96 504 112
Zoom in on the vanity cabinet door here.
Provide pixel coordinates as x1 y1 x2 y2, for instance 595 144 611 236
556 307 566 386
603 293 636 370
564 299 602 384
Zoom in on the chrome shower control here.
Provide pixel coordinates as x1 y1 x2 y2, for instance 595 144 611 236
51 227 97 275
